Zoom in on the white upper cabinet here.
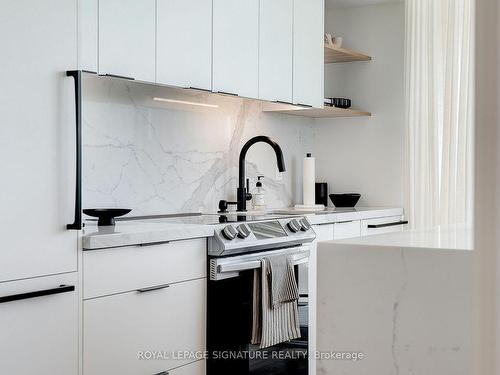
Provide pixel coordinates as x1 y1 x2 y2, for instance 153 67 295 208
156 0 212 90
259 0 293 103
80 0 98 72
213 0 259 98
85 0 324 104
293 0 324 108
99 0 155 82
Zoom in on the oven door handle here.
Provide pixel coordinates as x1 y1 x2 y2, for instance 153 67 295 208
217 252 309 274
210 246 310 281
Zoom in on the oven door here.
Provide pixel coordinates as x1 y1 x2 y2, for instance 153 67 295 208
207 245 310 375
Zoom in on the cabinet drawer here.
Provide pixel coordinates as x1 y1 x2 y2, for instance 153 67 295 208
83 279 206 375
333 220 361 240
83 238 206 299
0 273 78 375
361 216 406 236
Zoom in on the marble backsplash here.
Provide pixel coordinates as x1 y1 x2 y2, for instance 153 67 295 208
83 77 315 215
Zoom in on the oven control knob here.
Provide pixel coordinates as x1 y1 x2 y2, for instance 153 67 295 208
299 218 311 231
221 225 238 240
287 219 301 233
237 224 251 239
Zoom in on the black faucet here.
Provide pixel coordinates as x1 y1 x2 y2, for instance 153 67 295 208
237 136 286 211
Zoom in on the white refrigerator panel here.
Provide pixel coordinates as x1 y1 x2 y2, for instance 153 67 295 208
0 0 78 282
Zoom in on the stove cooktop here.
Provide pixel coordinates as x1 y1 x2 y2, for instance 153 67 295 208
107 212 300 226
208 215 316 257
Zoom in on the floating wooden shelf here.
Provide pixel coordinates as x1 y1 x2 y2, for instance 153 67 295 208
263 103 371 119
324 43 371 63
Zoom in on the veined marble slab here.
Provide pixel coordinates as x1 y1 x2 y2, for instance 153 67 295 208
316 226 473 375
83 77 314 215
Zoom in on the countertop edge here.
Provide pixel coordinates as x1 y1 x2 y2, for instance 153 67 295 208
317 225 473 252
306 207 404 225
82 226 214 250
82 207 404 250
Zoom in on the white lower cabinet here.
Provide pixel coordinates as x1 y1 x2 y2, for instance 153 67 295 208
333 220 361 240
83 278 206 375
83 238 206 299
0 273 79 375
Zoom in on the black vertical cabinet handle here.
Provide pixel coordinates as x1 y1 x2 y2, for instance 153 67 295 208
0 285 75 304
66 70 82 230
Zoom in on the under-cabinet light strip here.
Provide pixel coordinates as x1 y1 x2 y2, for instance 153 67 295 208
153 97 219 108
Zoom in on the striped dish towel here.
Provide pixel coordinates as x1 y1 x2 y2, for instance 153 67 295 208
251 255 301 349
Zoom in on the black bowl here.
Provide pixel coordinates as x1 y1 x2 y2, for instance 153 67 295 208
329 193 361 208
83 208 132 226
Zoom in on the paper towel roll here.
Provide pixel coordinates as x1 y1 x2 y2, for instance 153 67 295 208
303 153 315 206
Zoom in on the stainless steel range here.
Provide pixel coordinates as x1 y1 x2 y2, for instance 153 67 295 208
209 216 315 281
207 214 316 375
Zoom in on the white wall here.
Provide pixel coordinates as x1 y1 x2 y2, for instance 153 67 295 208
316 3 405 208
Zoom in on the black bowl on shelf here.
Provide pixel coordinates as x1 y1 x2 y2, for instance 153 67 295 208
83 208 132 226
329 193 361 208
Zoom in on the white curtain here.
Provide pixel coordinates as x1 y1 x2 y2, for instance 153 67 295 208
404 0 474 229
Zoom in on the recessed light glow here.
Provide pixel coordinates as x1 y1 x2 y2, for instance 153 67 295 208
153 97 219 108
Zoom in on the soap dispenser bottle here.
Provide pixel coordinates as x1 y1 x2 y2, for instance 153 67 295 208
253 176 266 211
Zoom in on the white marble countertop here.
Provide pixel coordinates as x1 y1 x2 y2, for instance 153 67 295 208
328 224 473 251
280 206 404 225
82 221 214 250
316 225 473 375
82 206 404 250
